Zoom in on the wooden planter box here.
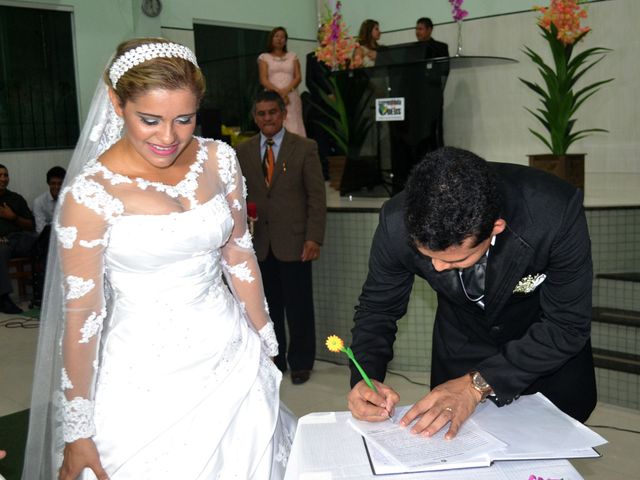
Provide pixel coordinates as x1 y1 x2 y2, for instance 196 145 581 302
528 153 585 191
327 155 347 191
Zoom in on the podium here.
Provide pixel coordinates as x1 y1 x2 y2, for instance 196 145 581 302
331 50 517 195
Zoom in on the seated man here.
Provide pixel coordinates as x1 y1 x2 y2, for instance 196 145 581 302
31 166 66 306
0 164 37 314
348 147 596 439
33 166 66 234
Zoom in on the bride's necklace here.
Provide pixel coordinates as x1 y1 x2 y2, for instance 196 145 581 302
271 52 287 61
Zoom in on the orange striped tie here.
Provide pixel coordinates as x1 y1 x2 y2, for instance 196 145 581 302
264 138 275 186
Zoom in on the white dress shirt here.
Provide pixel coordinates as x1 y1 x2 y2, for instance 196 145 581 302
33 190 56 233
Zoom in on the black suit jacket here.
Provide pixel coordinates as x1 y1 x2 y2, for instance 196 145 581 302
423 38 449 59
350 163 596 421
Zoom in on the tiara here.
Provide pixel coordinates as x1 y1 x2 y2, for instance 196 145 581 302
108 42 199 87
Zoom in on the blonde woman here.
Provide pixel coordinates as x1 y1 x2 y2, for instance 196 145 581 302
23 38 295 480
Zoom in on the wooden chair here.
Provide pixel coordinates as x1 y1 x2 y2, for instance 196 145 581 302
8 256 32 301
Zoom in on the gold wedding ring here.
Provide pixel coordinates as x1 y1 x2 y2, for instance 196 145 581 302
444 407 454 414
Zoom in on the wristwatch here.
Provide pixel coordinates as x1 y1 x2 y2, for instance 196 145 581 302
469 371 492 402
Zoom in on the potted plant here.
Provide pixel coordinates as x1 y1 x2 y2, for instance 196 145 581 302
311 75 373 155
311 1 375 191
520 0 613 190
310 74 375 191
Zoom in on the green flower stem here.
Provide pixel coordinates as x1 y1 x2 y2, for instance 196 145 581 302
342 347 378 393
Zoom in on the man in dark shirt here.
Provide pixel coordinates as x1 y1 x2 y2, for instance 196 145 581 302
415 16 449 151
0 164 37 313
387 18 451 193
348 148 596 439
415 17 449 58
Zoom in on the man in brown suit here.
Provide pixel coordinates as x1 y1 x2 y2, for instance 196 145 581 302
237 90 326 384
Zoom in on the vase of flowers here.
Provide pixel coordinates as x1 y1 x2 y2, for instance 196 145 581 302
449 0 469 56
315 1 359 71
311 74 374 191
520 0 613 189
312 3 374 191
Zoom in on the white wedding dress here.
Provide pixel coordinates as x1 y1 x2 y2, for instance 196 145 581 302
54 137 295 479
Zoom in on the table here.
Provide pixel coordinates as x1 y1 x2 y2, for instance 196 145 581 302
285 410 586 480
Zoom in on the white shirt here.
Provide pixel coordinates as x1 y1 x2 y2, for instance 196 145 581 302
33 190 56 233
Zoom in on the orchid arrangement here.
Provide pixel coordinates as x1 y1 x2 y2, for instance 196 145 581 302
520 0 613 154
315 1 359 70
449 0 468 22
326 335 377 392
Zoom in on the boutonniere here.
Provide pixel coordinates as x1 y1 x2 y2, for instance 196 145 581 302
513 273 547 294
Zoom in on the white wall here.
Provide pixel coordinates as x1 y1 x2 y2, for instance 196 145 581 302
1 0 636 206
338 0 598 34
429 1 638 205
0 0 317 204
344 0 637 205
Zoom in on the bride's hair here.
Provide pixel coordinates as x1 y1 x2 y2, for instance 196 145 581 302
104 37 206 106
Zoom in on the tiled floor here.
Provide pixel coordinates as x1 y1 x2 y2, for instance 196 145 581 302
1 306 639 479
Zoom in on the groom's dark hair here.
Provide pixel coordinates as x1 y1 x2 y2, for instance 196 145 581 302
404 147 501 251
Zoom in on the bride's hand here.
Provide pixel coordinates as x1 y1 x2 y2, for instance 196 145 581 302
59 438 109 480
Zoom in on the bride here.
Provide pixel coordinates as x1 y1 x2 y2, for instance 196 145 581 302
22 38 295 479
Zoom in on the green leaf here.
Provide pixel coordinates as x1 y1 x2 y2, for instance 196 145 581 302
529 128 554 152
525 107 550 130
520 22 613 154
566 128 609 151
519 78 549 100
571 59 612 90
313 120 348 155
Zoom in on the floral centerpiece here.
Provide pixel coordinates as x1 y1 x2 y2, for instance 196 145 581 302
520 0 613 155
315 1 359 70
449 0 468 22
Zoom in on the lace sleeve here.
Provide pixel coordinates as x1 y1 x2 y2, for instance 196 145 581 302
216 142 277 356
55 177 119 443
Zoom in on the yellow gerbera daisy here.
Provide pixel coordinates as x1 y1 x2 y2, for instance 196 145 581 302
325 335 345 353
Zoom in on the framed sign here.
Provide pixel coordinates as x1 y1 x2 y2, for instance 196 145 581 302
375 97 405 121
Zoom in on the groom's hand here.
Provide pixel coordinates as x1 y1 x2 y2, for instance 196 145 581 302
348 379 399 421
399 374 482 440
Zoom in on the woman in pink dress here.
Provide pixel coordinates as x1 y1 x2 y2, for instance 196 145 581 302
258 27 306 137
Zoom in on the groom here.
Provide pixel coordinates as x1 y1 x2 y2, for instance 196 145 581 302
348 147 596 438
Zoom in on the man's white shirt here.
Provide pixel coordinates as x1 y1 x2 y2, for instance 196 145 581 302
33 191 55 233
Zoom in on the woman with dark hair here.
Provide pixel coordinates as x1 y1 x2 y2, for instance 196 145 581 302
354 19 381 67
23 37 295 479
258 26 306 136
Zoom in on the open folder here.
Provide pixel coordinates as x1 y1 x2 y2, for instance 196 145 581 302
348 393 606 475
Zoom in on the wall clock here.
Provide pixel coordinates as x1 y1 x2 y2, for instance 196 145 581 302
141 0 162 18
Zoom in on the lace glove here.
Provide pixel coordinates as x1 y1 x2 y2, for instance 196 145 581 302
60 395 96 443
258 322 279 357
